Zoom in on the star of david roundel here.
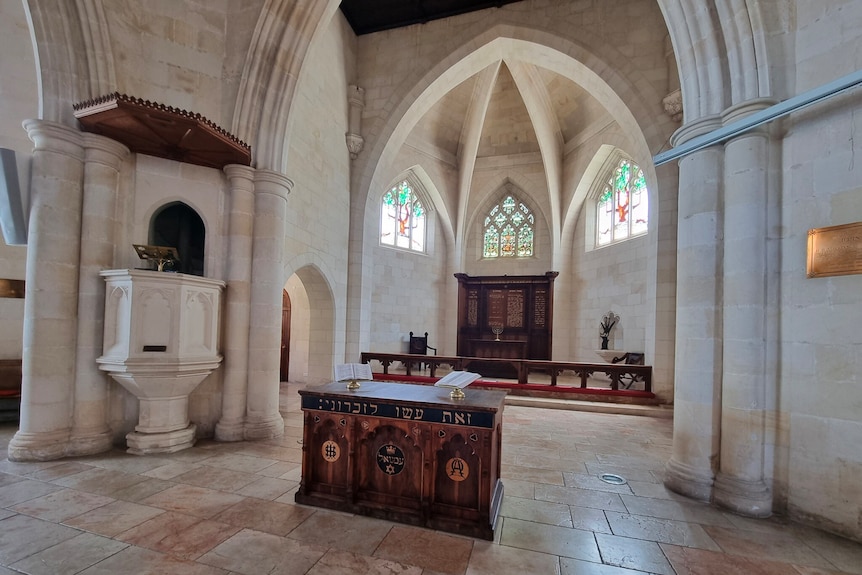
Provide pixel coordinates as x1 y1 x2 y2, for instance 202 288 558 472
376 443 405 475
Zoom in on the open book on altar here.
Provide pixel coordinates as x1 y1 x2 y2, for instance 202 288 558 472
434 370 481 390
334 363 373 383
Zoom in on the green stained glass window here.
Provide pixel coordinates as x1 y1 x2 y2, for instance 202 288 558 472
482 194 535 258
380 180 426 252
596 158 649 247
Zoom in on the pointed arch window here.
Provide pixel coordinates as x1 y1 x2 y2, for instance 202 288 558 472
380 180 426 252
596 159 648 247
483 194 534 258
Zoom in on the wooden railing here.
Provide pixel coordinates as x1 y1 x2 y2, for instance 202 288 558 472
359 352 652 393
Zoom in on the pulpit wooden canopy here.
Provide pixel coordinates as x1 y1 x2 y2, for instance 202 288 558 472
73 93 251 169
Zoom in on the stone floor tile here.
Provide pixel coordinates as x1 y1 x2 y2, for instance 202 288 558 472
661 543 813 574
63 499 166 537
619 494 737 527
562 471 635 495
626 479 693 500
0 459 66 477
789 525 862 575
287 509 393 555
52 467 148 496
703 524 835 569
10 487 114 522
197 528 327 575
172 466 259 492
499 477 536 499
499 517 601 562
213 497 316 537
594 532 674 575
9 531 127 575
76 544 230 575
0 477 63 507
254 460 301 478
201 452 280 474
24 461 95 481
535 483 628 513
77 452 175 474
569 505 613 534
111 477 175 503
306 548 423 575
140 483 245 519
501 463 566 485
501 494 574 527
0 472 23 488
239 442 303 463
584 462 660 484
466 540 561 575
141 461 203 480
605 511 722 550
560 557 654 575
0 514 82 565
117 511 240 560
373 525 474 575
234 476 297 500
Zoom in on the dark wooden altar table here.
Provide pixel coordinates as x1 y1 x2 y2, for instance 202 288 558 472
295 381 506 540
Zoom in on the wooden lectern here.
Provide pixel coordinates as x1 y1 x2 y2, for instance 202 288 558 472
296 381 506 540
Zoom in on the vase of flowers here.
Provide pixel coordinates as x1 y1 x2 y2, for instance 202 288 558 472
599 311 618 350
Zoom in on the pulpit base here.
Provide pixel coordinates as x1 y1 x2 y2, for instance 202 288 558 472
126 423 196 455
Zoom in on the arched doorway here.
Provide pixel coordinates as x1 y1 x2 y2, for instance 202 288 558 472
150 202 205 276
280 290 291 381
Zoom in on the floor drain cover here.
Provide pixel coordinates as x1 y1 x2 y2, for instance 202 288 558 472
599 473 627 485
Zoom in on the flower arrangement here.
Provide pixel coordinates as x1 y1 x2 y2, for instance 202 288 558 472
600 311 618 337
599 311 618 350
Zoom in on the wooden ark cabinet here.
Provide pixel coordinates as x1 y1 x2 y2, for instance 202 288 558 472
296 382 506 540
455 272 557 363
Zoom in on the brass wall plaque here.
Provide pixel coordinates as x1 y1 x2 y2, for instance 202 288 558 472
0 279 24 298
807 222 862 278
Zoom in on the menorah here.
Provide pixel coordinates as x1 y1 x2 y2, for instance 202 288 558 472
491 324 504 341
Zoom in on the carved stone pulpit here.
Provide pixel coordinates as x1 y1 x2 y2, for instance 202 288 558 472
97 269 224 454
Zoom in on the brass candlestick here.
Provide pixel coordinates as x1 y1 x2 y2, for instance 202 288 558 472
449 387 466 400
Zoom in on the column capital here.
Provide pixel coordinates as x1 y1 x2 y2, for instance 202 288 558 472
721 98 779 126
224 163 256 183
23 119 85 161
254 169 293 202
670 114 723 149
82 133 130 169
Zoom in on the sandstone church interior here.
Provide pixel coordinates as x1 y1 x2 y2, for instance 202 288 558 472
0 0 860 572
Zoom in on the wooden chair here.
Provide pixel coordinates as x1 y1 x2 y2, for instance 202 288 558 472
409 331 437 371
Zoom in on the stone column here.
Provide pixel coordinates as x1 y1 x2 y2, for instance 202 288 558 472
215 164 256 441
244 169 292 440
713 99 777 517
664 116 724 501
8 120 85 461
68 133 130 456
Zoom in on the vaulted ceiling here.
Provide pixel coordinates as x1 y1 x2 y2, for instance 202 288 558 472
339 0 525 35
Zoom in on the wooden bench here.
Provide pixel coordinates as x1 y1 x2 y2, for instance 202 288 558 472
0 359 22 423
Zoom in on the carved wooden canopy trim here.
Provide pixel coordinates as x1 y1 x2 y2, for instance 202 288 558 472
73 93 251 169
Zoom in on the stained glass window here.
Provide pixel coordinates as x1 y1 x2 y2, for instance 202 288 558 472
596 159 648 247
483 194 534 258
380 181 426 252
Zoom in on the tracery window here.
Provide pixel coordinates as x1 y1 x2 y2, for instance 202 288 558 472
482 194 534 258
596 159 648 247
380 180 426 252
